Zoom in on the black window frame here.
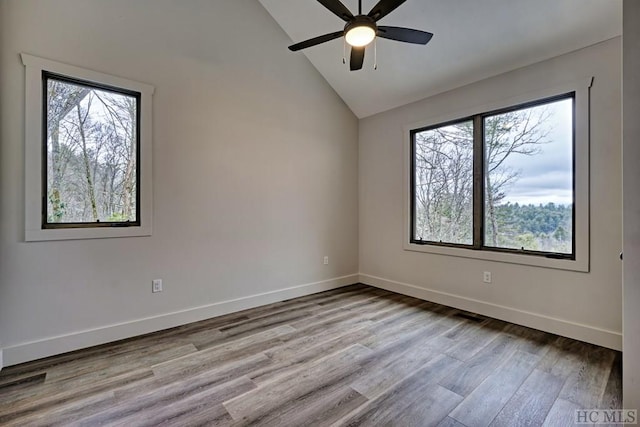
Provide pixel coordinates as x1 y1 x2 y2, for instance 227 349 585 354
41 71 142 229
410 92 576 260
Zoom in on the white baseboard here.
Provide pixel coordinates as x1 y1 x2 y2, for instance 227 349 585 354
359 273 622 351
3 274 358 367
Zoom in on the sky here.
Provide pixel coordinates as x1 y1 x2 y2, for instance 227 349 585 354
494 98 573 206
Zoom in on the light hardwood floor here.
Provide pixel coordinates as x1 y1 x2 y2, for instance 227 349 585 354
0 284 622 426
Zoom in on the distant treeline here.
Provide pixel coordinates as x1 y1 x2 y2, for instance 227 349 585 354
493 202 572 252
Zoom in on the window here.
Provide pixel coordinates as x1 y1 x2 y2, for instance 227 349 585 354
44 73 141 228
406 80 591 271
482 98 574 256
412 118 474 246
22 54 154 241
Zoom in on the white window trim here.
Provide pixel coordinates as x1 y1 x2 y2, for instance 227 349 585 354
21 53 154 241
403 77 592 272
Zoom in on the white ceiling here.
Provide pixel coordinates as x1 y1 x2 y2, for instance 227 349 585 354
258 0 622 118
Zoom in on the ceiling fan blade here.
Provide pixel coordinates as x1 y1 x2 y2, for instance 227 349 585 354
317 0 354 21
288 31 344 51
350 46 365 71
367 0 406 21
377 26 433 44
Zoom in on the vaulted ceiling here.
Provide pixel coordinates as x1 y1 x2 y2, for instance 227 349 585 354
259 0 622 118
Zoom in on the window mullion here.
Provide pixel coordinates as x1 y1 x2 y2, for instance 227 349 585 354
472 115 484 249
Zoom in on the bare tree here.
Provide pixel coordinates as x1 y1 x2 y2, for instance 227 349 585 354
414 121 473 244
94 92 137 220
484 108 551 246
75 95 99 221
46 81 89 220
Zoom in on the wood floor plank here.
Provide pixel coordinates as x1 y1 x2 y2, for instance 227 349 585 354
3 390 116 427
349 341 439 399
360 306 460 351
44 343 198 384
235 285 368 318
600 351 622 410
342 383 463 427
222 344 373 423
366 296 433 325
437 416 469 427
152 404 233 427
541 398 582 427
375 301 448 332
0 368 151 423
244 300 324 320
0 344 196 407
445 318 507 361
193 320 296 353
503 323 555 356
489 369 565 427
313 285 390 307
85 376 255 427
0 372 46 390
114 352 271 402
258 286 384 321
558 344 616 408
76 370 255 425
0 373 46 400
151 325 294 379
217 309 311 340
444 316 488 340
287 294 393 331
232 379 367 426
263 318 375 363
183 327 225 350
438 333 520 397
536 336 589 379
250 326 375 385
220 300 325 330
314 287 391 309
350 315 463 399
449 350 540 427
334 355 464 427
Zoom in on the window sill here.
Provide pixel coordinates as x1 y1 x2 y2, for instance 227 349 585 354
26 226 152 242
403 241 589 272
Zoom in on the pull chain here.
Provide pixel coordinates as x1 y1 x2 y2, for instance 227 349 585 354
343 38 347 65
374 38 378 70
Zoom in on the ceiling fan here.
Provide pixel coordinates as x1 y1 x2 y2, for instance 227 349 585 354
288 0 433 71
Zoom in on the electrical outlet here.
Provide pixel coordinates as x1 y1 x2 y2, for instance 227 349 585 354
483 271 492 284
152 279 163 293
323 256 329 265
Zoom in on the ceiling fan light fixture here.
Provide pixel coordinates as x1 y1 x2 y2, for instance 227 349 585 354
345 25 376 47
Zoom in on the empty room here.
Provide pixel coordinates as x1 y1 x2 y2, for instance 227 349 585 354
1 0 639 425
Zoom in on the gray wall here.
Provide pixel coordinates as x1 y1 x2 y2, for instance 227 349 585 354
0 0 359 365
623 0 640 410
